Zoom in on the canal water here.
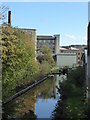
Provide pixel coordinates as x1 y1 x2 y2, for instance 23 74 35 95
3 75 67 119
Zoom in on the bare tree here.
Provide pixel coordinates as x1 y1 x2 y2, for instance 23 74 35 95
0 4 9 24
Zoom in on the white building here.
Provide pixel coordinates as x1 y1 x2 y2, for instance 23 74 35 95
56 53 77 68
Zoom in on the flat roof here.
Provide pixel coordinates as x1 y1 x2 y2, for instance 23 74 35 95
37 36 56 40
57 53 76 56
19 28 36 31
70 47 79 50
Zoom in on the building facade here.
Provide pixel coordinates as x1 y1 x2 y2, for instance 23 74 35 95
20 28 37 51
19 28 37 60
57 53 77 68
37 35 60 56
60 47 84 65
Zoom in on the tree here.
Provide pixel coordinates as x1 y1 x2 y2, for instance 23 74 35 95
37 46 55 68
2 25 39 101
0 4 9 24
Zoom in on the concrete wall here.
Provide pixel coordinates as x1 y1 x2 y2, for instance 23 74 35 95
85 49 87 64
57 53 77 68
60 49 84 65
54 35 60 54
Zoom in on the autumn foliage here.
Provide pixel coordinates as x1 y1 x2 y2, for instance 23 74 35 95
2 24 39 100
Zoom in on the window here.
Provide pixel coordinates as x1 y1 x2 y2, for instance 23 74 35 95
78 57 80 60
28 31 32 34
44 40 46 43
40 44 42 48
37 42 38 48
52 40 55 43
48 44 50 48
40 40 42 43
48 40 50 43
78 53 80 55
52 44 55 48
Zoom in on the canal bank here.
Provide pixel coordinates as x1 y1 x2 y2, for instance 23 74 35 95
3 76 48 106
3 66 88 119
3 67 67 106
52 66 90 119
2 74 66 119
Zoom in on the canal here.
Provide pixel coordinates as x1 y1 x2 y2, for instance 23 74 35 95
2 74 67 119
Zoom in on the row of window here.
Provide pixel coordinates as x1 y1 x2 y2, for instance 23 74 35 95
37 45 55 49
61 51 83 55
37 40 55 43
37 43 55 48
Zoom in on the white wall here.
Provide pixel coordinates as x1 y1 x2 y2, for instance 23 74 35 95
85 49 87 64
57 53 77 68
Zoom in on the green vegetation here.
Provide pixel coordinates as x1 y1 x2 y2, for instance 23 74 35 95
2 24 55 101
52 66 89 119
2 76 55 119
2 24 39 101
51 67 60 73
37 46 55 68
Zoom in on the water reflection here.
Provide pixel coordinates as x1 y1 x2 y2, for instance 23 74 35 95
3 75 67 119
36 98 57 118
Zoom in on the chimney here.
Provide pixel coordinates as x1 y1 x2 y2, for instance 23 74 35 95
8 11 11 26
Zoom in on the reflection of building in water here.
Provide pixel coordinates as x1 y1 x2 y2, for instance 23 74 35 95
55 75 67 99
52 78 56 99
51 75 67 99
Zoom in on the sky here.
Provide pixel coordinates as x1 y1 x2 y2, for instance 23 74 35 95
88 1 90 22
3 2 88 46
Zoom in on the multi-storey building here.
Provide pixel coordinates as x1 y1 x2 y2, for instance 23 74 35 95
18 28 37 61
37 35 60 56
19 28 37 52
7 10 60 61
60 46 84 65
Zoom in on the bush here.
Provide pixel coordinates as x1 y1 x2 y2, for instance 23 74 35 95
52 66 88 119
39 61 51 76
2 24 39 101
37 46 56 68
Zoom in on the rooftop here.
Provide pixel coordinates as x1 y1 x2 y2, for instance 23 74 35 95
60 47 68 50
19 28 36 31
70 47 79 50
37 35 56 40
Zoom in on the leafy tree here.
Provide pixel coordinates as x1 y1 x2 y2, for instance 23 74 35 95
37 46 55 68
2 24 39 101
